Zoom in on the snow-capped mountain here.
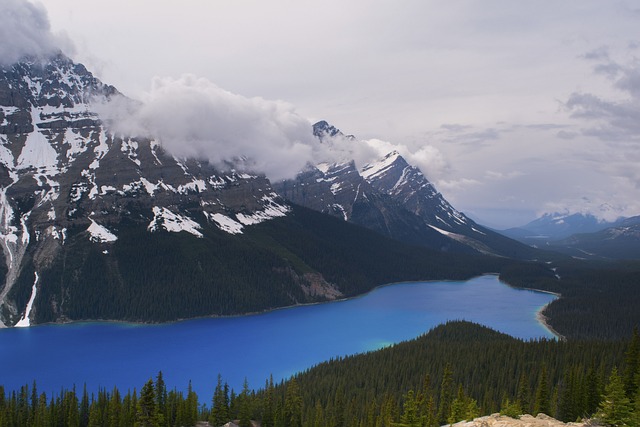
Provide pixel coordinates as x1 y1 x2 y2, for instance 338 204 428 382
0 54 292 326
545 215 640 260
501 212 623 243
275 122 538 258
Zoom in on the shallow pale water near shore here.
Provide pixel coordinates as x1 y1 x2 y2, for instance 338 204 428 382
0 275 556 397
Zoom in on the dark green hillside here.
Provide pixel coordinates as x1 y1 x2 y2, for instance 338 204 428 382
247 205 508 297
269 321 629 426
500 259 640 340
18 204 507 324
549 222 640 260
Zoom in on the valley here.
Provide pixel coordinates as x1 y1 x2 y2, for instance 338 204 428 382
2 2 640 426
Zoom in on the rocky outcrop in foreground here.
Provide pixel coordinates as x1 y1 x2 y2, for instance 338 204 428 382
451 413 589 427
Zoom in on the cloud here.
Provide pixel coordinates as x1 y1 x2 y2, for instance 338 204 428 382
485 170 524 181
581 46 610 62
440 124 472 132
436 178 481 192
0 0 73 65
99 74 318 181
565 45 640 142
541 197 634 223
556 130 578 140
95 75 451 183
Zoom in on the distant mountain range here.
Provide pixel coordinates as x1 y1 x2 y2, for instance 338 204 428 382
0 53 527 327
500 213 640 260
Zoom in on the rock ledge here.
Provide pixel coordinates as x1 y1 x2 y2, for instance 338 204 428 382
451 413 589 427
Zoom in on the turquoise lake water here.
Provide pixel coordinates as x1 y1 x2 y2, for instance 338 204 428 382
0 275 556 397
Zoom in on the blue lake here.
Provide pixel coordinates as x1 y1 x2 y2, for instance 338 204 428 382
0 275 556 398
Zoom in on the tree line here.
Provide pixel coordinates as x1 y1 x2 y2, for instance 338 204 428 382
500 258 640 340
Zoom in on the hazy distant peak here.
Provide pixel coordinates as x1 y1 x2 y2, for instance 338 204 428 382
312 120 355 141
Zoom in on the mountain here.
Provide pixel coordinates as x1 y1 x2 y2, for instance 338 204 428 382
312 120 355 140
274 122 541 259
0 54 506 327
501 212 622 243
546 215 640 260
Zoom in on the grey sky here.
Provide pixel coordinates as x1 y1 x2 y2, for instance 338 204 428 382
15 1 640 227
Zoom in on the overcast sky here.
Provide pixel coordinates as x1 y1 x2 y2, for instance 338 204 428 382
10 1 640 227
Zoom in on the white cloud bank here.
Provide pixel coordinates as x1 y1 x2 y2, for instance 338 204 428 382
100 75 318 181
97 74 448 182
0 0 73 65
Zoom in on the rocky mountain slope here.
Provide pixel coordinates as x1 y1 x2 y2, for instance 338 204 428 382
0 54 507 327
275 121 540 259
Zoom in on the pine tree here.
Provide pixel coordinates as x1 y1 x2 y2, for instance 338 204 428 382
466 398 480 420
399 389 421 427
80 385 90 427
558 370 578 422
210 374 230 426
333 388 345 427
108 387 122 427
29 381 38 426
136 379 160 427
64 390 80 427
596 367 632 427
500 397 522 418
262 375 276 427
534 365 550 416
377 394 396 427
17 385 28 427
155 372 167 427
448 385 467 424
284 378 303 427
437 364 454 424
516 372 530 413
585 367 601 417
34 392 49 427
185 381 198 426
624 328 640 399
239 378 252 427
632 387 640 427
423 395 437 427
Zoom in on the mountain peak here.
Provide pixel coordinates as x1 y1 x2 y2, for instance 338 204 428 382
312 120 355 141
360 150 406 181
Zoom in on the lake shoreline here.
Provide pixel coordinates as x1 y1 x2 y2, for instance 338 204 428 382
24 274 503 329
536 304 565 341
8 273 560 343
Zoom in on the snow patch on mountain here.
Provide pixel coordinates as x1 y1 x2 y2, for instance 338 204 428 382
206 212 244 235
178 179 207 194
148 206 203 238
428 224 453 236
120 138 141 166
17 128 58 171
236 194 289 226
87 218 117 243
360 151 401 180
14 273 38 328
